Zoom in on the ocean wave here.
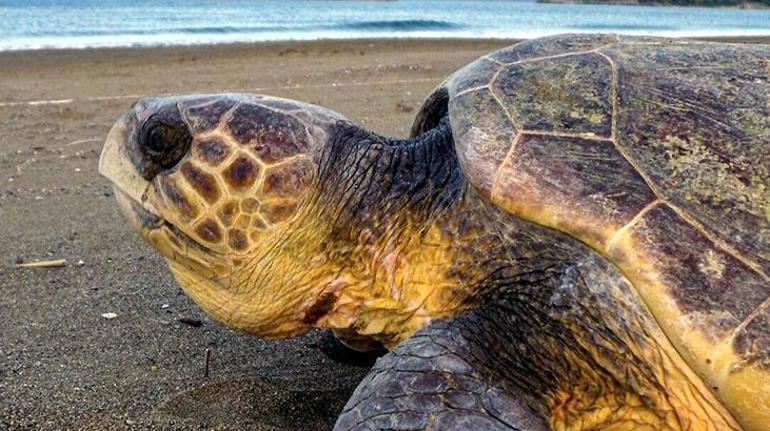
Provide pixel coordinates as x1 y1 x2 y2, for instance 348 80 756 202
332 19 461 31
22 20 462 38
23 26 292 37
568 23 680 30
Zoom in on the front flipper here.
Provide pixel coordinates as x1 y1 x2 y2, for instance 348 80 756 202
333 311 549 431
334 253 740 430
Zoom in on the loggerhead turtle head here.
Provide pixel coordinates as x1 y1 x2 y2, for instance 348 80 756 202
99 94 349 339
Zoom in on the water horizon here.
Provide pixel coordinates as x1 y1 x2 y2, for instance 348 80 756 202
2 0 770 52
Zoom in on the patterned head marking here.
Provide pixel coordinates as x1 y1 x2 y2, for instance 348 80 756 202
173 96 322 253
109 94 342 254
99 94 346 337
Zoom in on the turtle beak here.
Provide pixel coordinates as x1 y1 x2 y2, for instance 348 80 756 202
99 113 152 208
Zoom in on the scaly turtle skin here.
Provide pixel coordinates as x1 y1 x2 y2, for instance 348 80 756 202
99 34 769 430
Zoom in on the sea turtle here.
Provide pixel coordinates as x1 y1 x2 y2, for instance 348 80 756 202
99 34 770 430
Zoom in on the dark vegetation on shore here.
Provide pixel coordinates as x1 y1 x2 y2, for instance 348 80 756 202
539 0 769 7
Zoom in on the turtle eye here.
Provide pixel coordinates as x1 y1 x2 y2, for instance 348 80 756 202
145 125 169 154
139 110 192 172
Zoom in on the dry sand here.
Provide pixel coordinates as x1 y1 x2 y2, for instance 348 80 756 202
1 36 767 430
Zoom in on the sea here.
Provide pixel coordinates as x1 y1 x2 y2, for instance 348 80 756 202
1 0 769 51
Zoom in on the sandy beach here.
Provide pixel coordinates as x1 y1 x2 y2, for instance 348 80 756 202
0 36 767 429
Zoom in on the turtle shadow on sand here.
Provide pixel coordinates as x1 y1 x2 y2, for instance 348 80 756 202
151 377 359 430
151 331 380 430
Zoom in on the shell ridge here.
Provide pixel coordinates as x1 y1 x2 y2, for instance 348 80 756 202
595 48 667 201
730 298 770 358
594 50 619 142
606 198 662 252
487 85 523 131
520 130 613 142
503 46 613 67
490 133 523 203
665 202 769 281
453 84 490 99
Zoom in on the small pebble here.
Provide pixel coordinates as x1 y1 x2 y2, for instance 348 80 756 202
101 312 117 319
125 419 135 425
76 259 85 266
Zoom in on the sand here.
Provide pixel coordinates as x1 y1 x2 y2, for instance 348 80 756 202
1 36 767 430
0 38 512 430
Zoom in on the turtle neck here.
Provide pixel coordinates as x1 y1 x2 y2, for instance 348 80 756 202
301 118 486 347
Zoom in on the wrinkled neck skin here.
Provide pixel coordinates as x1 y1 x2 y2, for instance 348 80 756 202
233 118 511 348
299 119 486 348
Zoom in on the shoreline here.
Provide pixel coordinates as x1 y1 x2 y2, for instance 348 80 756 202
539 0 770 7
0 37 516 56
1 33 769 57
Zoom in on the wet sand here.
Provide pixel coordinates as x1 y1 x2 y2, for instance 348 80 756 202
0 36 766 429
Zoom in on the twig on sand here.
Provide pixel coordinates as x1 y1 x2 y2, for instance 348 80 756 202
65 138 100 147
15 259 66 268
204 348 211 378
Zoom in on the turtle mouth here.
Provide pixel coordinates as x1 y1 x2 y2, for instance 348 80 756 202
101 108 226 263
112 186 220 259
114 187 164 229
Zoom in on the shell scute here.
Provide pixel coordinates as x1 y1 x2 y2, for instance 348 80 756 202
492 53 612 137
446 57 502 96
448 88 517 197
492 134 655 249
616 204 769 339
606 42 770 275
488 33 618 64
733 307 770 370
